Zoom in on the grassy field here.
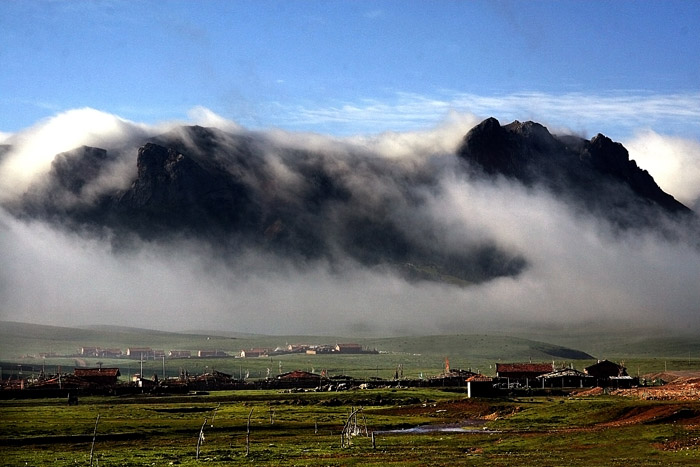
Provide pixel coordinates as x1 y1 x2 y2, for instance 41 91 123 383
1 389 700 466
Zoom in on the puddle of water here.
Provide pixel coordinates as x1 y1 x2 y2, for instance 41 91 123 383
378 424 499 434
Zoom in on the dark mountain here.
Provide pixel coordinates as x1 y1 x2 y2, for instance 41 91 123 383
457 118 691 228
115 142 259 237
50 146 111 195
6 119 695 286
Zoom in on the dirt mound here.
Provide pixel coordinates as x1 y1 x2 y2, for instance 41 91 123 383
601 404 700 427
601 405 676 427
643 371 700 385
572 372 700 401
611 380 700 401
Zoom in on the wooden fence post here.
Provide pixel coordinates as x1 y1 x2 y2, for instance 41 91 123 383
245 408 254 457
89 414 100 467
196 418 207 460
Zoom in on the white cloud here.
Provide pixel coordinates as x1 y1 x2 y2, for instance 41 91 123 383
424 176 700 330
0 108 149 202
625 130 700 207
346 110 480 159
280 91 700 139
2 167 699 334
187 106 242 132
0 106 248 204
448 91 700 133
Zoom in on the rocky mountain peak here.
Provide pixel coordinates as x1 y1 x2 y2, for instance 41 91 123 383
457 117 691 219
586 133 631 176
504 120 561 153
457 117 517 177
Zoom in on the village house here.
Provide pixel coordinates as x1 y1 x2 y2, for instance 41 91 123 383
466 374 495 398
584 360 637 388
126 347 154 359
334 343 363 354
131 373 158 389
80 347 123 358
196 370 234 383
240 348 269 358
73 368 121 387
80 346 101 357
306 345 334 355
496 362 554 386
537 368 595 389
168 350 192 358
584 360 627 379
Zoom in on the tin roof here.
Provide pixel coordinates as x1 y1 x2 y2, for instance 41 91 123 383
538 368 588 379
496 363 554 374
74 368 121 377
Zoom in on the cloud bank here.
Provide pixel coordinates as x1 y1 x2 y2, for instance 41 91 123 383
625 130 700 210
0 107 699 335
280 91 700 139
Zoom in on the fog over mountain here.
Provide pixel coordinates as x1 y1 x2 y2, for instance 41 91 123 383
0 109 698 335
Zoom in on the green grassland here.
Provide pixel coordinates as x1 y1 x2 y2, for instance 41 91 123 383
1 390 700 466
2 321 700 465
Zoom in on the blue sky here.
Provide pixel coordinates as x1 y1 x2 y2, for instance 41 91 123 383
2 0 699 139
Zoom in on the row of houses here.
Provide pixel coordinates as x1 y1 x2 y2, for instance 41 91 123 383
241 343 374 357
73 343 375 360
78 347 124 358
266 359 634 393
10 367 124 391
418 359 636 397
77 347 227 359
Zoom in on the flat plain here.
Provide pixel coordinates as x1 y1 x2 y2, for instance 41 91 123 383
1 321 700 465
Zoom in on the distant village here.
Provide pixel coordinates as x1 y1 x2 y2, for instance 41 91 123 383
1 337 642 399
34 342 379 360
